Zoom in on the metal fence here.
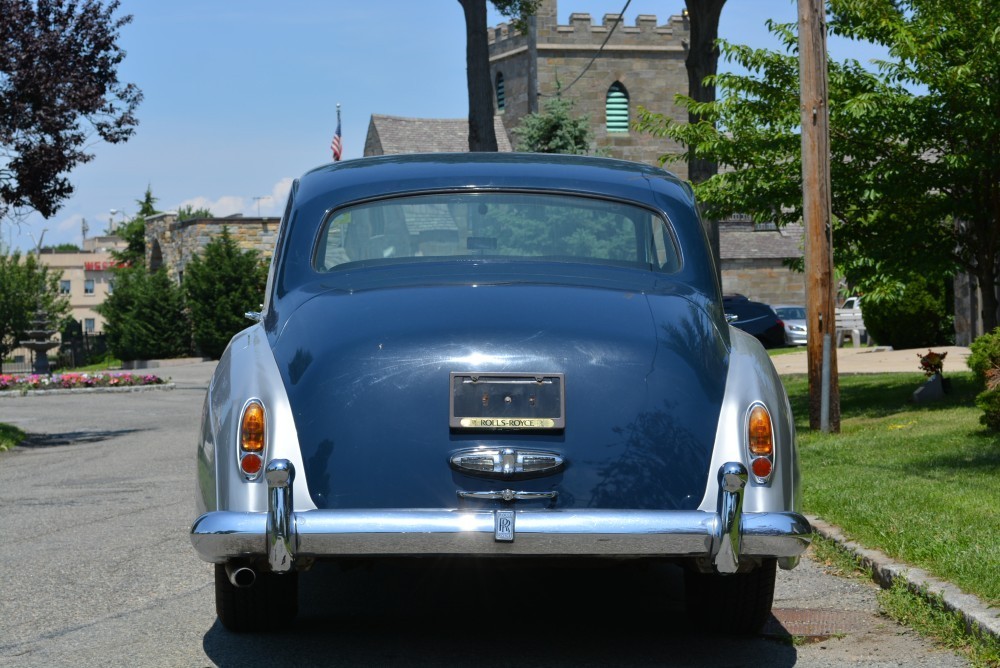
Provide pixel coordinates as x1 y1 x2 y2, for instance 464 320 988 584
2 334 110 375
1 347 34 374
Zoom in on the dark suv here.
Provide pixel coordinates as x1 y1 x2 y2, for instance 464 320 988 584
723 294 786 348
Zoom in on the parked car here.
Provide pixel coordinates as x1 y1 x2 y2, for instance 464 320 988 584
190 153 810 634
722 294 787 348
773 305 808 345
841 296 862 310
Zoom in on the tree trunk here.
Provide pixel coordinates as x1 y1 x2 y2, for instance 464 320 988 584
976 257 999 334
684 0 725 280
459 0 499 152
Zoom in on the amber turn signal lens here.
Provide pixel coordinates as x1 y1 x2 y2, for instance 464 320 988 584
241 402 265 452
240 453 263 475
748 404 773 456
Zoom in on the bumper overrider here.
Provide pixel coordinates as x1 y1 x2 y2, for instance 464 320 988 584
190 460 812 575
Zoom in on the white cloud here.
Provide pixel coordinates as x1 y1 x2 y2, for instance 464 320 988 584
171 177 292 219
268 177 294 214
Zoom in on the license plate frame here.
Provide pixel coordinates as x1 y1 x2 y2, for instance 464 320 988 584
449 372 565 430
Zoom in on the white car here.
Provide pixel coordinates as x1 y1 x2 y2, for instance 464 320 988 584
773 305 808 345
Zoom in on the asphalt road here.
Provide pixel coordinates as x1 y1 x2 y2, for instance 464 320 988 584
0 362 968 667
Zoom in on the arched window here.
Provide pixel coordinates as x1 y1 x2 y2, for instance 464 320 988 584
606 82 629 133
495 72 506 112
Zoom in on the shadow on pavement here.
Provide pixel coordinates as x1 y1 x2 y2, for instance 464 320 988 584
19 428 146 448
202 559 798 667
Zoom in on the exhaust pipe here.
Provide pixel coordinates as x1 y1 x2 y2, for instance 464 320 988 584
225 563 256 588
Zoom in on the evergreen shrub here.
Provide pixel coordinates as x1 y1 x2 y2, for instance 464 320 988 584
967 328 1000 430
861 277 953 349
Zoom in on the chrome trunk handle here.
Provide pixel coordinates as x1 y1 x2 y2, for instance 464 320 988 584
457 489 558 502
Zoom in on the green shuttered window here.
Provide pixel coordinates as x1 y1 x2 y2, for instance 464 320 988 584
606 82 629 133
496 72 505 112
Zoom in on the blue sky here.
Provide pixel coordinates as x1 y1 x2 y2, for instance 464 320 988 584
6 0 887 252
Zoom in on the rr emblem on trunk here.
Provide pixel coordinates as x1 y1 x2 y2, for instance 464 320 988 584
495 510 515 542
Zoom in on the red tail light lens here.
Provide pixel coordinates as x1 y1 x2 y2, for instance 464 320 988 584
240 453 263 476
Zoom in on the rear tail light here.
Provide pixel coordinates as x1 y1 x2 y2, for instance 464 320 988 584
239 400 266 479
746 403 774 483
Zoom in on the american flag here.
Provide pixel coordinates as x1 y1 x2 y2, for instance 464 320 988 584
330 118 342 161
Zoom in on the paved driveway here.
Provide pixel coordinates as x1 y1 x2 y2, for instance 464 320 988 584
0 362 967 667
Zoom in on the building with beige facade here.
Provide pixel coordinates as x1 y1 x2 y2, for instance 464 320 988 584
36 235 127 334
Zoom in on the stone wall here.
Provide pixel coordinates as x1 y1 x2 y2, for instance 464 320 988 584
721 259 806 306
145 213 279 282
489 0 689 175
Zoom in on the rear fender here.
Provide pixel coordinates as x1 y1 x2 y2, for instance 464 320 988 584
697 327 800 514
198 324 315 514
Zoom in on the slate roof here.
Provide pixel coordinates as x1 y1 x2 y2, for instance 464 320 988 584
365 114 513 155
719 220 804 261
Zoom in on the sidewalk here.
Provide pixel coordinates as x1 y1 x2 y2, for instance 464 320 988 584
770 344 970 375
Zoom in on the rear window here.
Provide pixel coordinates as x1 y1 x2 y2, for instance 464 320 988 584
314 193 680 273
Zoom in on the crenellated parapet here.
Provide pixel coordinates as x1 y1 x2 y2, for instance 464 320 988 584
488 8 687 54
487 0 690 177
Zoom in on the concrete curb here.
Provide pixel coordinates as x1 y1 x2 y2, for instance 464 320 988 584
809 515 1000 642
0 383 176 398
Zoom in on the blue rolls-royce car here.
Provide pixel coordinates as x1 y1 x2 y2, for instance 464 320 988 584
190 153 811 633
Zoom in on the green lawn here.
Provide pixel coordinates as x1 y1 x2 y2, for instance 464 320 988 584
783 372 1000 606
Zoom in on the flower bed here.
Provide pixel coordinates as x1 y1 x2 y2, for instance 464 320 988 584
0 372 165 392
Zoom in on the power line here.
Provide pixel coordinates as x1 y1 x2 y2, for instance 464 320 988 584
540 0 633 97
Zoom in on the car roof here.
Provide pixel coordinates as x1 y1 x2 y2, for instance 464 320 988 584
265 153 725 337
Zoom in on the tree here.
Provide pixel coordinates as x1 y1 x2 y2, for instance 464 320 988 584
112 186 160 266
513 93 592 154
0 251 68 370
636 0 1000 329
177 205 214 221
683 0 726 185
683 0 726 275
98 267 189 361
0 0 142 223
459 0 539 151
183 227 267 359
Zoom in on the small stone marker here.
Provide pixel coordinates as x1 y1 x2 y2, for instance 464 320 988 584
912 373 944 403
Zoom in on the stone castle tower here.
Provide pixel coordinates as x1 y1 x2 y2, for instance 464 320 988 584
489 0 690 176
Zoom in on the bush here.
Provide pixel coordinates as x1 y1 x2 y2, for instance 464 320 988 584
99 267 191 361
861 276 953 349
974 389 1000 431
967 328 1000 430
183 227 267 359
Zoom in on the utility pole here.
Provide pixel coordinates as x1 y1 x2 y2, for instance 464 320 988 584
798 0 839 432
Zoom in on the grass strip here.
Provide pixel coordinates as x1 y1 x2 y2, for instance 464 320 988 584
813 534 1000 667
783 371 1000 606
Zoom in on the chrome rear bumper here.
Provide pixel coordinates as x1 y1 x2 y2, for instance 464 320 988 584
190 460 812 574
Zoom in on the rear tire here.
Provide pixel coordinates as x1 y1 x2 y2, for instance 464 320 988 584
214 564 298 632
684 558 776 635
